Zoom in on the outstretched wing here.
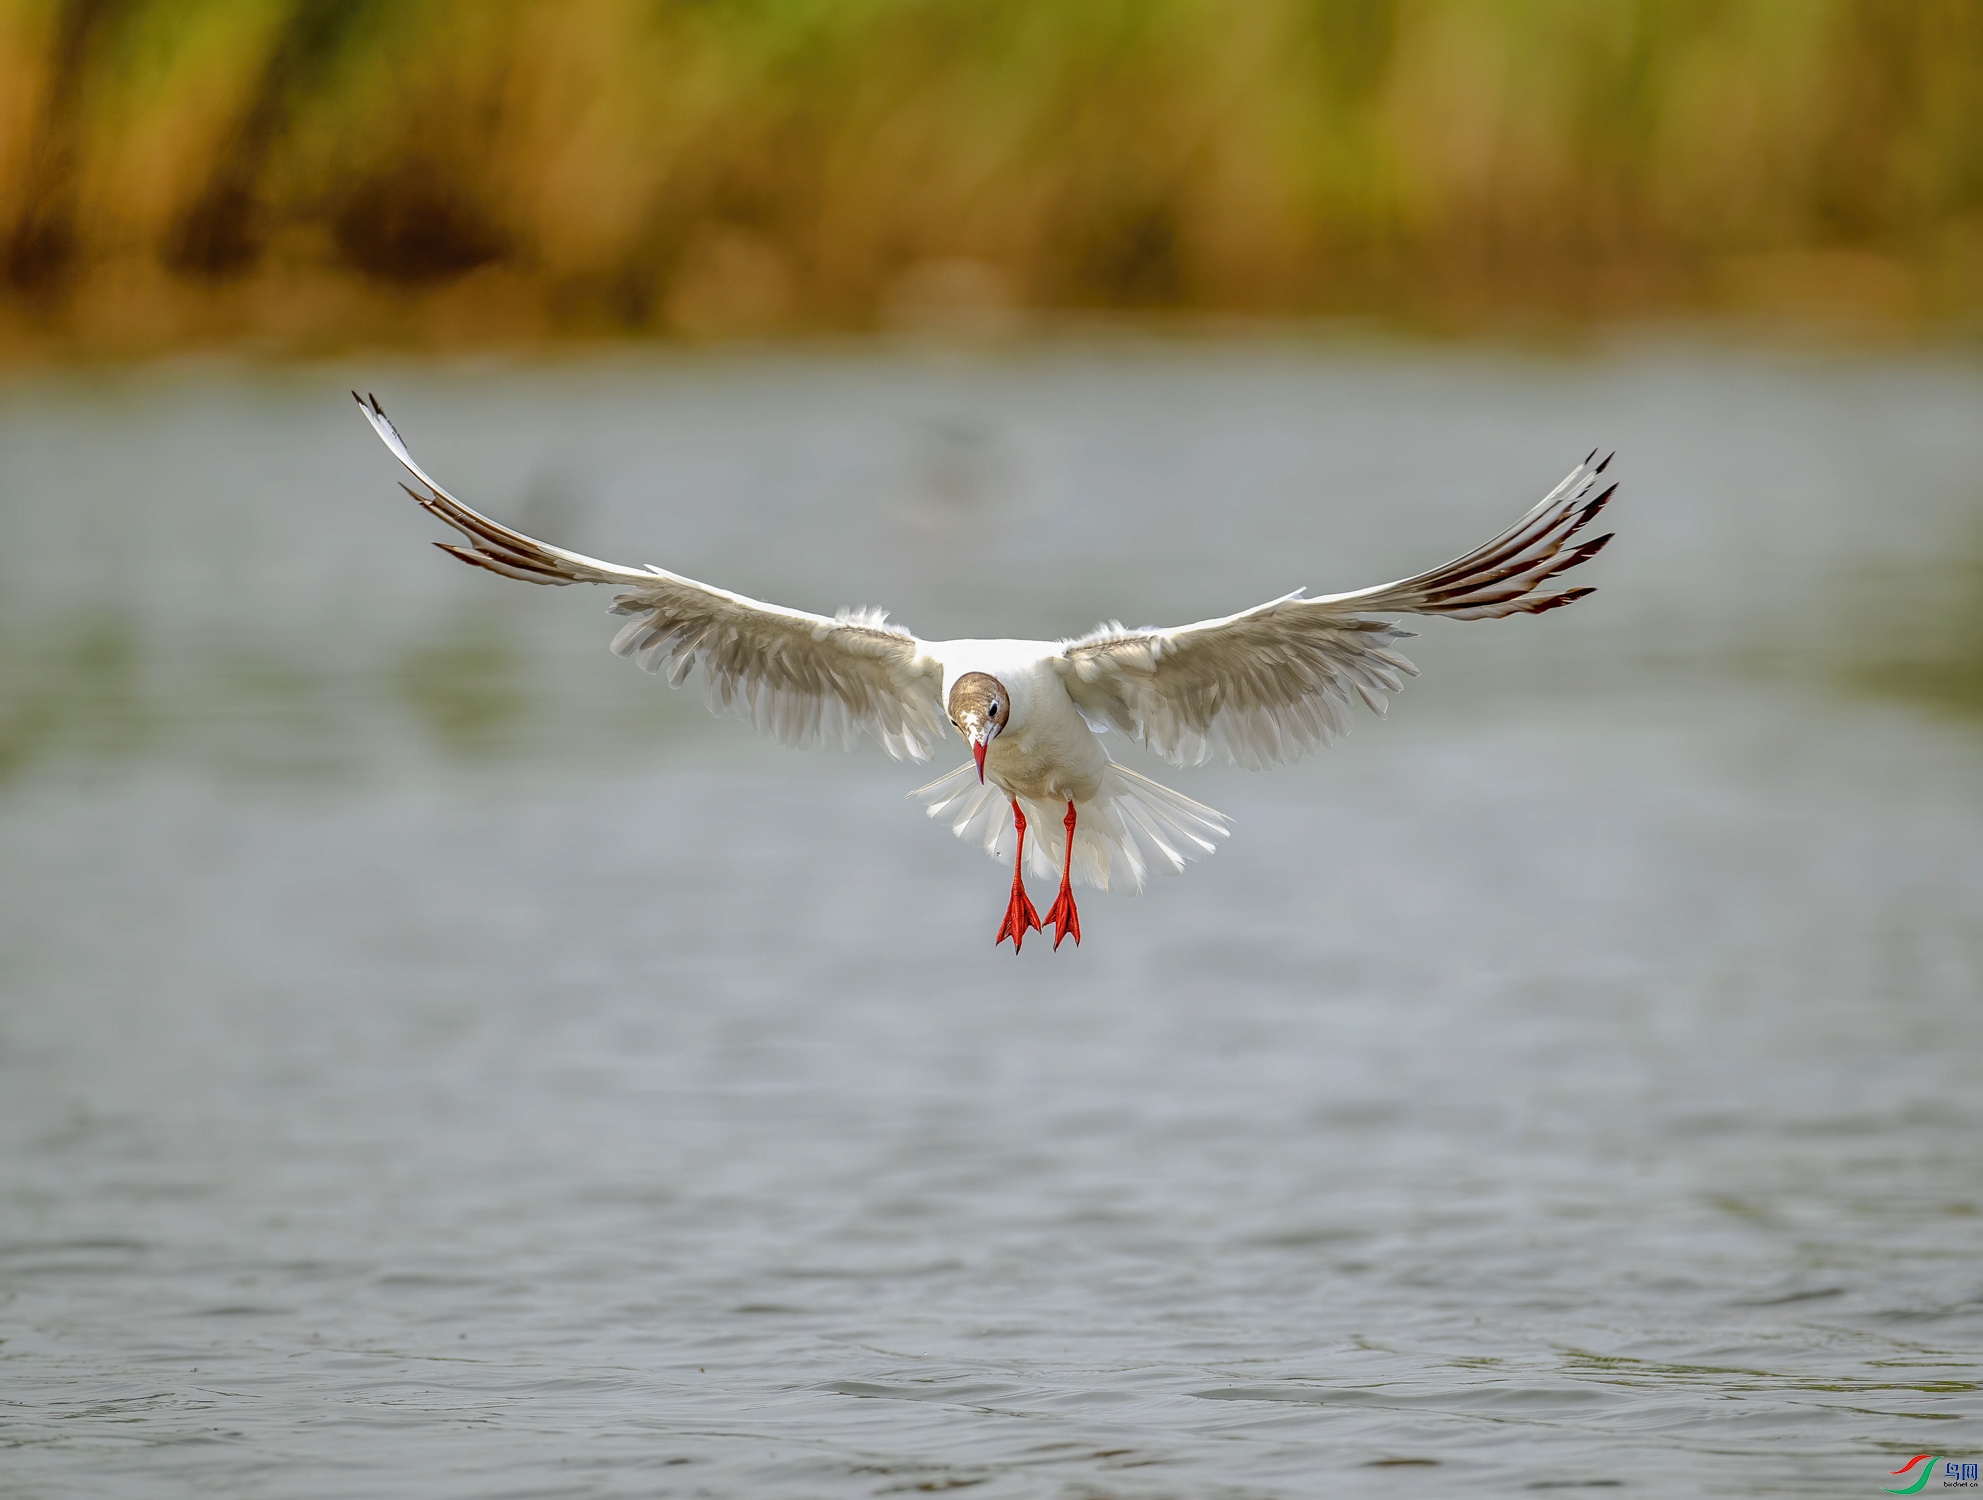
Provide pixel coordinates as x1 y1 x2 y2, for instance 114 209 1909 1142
1053 452 1616 769
357 392 947 760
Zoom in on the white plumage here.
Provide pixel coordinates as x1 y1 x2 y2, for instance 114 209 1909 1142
356 392 1614 947
913 758 1231 895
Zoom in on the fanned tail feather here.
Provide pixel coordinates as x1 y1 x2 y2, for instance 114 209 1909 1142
911 761 1230 894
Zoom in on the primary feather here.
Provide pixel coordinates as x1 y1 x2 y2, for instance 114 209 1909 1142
1053 452 1615 769
355 392 947 760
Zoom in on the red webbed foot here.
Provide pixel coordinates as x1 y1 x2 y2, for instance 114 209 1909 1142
996 882 1043 951
1044 882 1080 949
1044 799 1082 949
995 798 1044 952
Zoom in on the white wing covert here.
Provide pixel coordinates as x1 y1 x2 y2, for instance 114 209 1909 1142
1053 453 1615 770
357 393 947 760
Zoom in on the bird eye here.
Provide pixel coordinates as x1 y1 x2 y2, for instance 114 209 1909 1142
990 702 1001 717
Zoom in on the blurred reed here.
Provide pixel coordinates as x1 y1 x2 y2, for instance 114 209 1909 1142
0 0 1980 352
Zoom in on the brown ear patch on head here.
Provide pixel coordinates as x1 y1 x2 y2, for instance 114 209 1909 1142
948 671 1008 725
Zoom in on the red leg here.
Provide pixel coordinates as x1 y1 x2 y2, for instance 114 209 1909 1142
995 799 1043 952
1044 800 1082 949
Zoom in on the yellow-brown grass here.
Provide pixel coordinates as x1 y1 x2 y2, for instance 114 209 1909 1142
2 0 1980 354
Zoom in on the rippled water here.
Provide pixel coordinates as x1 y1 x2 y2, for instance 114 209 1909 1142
3 342 1982 1497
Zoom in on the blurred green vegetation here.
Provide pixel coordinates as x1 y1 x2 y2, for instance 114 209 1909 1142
0 605 536 783
0 593 746 783
1849 538 1983 719
391 607 531 756
0 611 153 779
0 0 1981 350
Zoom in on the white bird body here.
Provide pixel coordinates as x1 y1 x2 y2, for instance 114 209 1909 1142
937 642 1108 803
918 642 1224 901
355 392 1615 949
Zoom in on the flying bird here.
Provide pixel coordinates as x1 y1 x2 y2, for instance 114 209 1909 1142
356 393 1614 952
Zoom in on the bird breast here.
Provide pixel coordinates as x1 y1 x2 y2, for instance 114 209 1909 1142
978 657 1108 804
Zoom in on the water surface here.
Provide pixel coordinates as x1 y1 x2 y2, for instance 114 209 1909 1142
2 343 1981 1497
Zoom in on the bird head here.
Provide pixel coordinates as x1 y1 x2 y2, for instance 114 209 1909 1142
947 672 1010 784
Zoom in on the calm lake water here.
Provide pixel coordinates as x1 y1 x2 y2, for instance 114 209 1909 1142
2 341 1981 1497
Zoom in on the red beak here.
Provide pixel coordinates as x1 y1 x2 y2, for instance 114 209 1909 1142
973 739 988 783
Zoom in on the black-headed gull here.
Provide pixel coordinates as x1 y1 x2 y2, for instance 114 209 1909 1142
356 393 1614 951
